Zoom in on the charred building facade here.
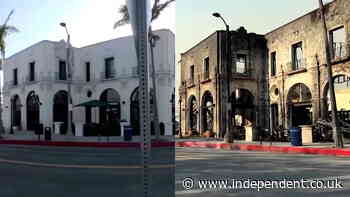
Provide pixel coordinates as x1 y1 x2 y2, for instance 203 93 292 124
179 0 350 139
267 0 350 131
178 27 269 138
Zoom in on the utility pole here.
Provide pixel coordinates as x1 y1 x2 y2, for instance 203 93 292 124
127 1 152 196
318 0 343 148
212 13 232 142
60 22 73 136
179 96 183 138
149 27 161 140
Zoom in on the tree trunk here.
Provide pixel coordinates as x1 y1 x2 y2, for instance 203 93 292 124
318 0 343 148
0 59 6 137
149 27 161 140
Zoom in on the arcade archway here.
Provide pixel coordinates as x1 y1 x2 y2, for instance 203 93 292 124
287 83 313 127
187 95 198 135
53 90 70 134
201 91 214 133
26 91 40 131
11 95 22 129
323 75 350 123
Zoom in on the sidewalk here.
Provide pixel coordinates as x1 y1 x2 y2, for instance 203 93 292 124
0 131 174 148
175 137 350 157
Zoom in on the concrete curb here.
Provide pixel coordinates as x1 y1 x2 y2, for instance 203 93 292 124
0 140 174 148
175 141 350 157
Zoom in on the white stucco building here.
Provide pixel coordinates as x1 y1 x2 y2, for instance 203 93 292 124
2 29 175 136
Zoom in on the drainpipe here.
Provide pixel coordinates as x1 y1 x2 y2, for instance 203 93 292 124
281 64 286 129
198 74 201 135
316 54 322 119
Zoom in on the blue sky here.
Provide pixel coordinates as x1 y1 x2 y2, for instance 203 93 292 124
174 0 333 96
1 0 175 58
176 0 333 59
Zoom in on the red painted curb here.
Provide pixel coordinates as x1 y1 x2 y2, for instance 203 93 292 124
0 140 174 148
175 141 350 157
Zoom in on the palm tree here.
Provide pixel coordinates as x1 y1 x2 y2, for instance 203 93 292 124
114 0 175 140
0 10 19 136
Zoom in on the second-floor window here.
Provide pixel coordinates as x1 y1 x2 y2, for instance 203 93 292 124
86 62 90 82
59 60 67 80
204 57 209 79
105 57 115 79
190 65 195 83
292 42 303 70
13 68 18 85
29 62 35 81
271 52 276 76
236 54 247 74
330 26 346 59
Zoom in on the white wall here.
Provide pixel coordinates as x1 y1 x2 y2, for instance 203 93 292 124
2 29 175 135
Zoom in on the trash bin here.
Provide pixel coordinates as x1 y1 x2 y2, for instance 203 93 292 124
124 125 133 141
289 127 302 146
44 127 52 141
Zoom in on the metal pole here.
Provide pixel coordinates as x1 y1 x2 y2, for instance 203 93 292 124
149 27 161 140
318 0 343 148
128 1 152 196
10 98 13 134
226 25 232 142
66 34 73 136
179 97 182 138
213 13 231 141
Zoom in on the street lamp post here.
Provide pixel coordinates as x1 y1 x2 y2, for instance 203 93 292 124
60 22 73 136
10 97 14 134
178 97 182 138
212 12 232 141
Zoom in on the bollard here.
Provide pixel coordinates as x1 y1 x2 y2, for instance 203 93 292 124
44 127 52 141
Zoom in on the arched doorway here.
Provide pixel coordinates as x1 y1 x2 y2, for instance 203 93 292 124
201 91 214 133
11 95 22 129
230 89 255 126
323 75 350 123
230 89 255 139
130 87 140 136
160 122 165 136
53 90 69 134
287 83 312 127
188 96 198 135
26 91 40 131
129 87 155 136
100 88 121 136
100 88 120 123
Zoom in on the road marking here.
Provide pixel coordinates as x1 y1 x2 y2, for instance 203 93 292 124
0 158 175 169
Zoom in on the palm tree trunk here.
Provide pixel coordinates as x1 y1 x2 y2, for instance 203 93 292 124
0 60 6 137
149 27 161 140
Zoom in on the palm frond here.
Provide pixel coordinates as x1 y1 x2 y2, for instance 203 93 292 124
0 38 5 59
3 10 14 26
151 0 175 21
114 0 175 29
113 5 129 29
0 10 18 59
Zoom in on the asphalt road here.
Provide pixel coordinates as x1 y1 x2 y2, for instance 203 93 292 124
0 144 175 197
176 147 350 197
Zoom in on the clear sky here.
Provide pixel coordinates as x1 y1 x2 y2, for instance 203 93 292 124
175 0 332 89
1 0 175 58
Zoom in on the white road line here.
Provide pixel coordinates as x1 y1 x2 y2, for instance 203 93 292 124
0 158 175 169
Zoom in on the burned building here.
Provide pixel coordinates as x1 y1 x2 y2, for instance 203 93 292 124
178 27 269 138
179 0 350 140
267 0 350 131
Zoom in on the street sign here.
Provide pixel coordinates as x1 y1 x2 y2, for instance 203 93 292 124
126 0 152 196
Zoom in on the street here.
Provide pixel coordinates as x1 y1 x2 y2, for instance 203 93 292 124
176 147 350 197
0 144 174 197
